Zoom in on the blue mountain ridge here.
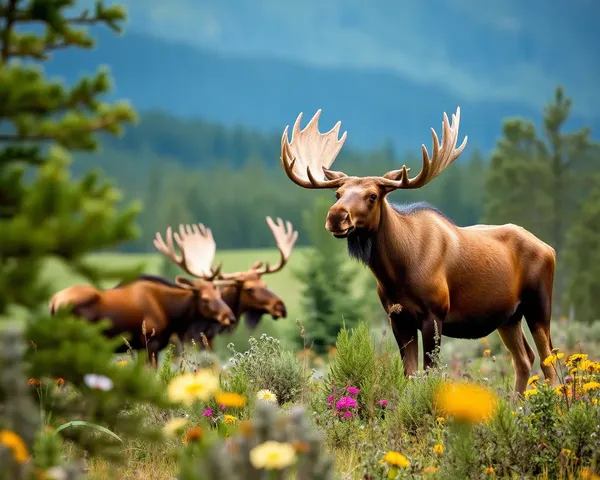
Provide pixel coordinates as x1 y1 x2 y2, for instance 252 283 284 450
43 28 600 155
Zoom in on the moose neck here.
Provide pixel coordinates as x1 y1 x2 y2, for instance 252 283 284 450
220 285 243 317
154 285 198 326
347 199 416 287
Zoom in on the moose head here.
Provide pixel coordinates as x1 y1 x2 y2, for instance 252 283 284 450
153 224 236 326
278 108 467 240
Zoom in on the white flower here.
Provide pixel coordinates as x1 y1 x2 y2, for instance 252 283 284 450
256 389 277 403
84 373 114 391
46 467 68 480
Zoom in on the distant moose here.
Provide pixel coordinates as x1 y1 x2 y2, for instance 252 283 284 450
48 239 238 365
154 216 297 352
277 107 557 396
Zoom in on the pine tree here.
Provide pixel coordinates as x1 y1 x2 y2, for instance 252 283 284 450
564 174 600 323
294 196 364 354
0 1 170 475
0 0 147 315
483 87 597 315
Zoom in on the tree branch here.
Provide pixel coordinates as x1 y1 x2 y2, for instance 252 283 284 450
1 0 18 63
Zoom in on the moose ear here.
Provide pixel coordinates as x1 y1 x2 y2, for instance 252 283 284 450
175 276 196 289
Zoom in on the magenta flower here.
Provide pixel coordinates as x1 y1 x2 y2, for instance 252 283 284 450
220 404 227 410
376 399 388 408
347 386 360 395
327 395 334 409
202 409 213 417
335 396 357 410
342 410 353 419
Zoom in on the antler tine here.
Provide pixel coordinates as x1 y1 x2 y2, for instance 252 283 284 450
153 227 195 275
379 107 468 190
280 110 349 190
169 222 220 279
252 216 298 276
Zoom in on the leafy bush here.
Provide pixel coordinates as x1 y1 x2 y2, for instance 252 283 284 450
226 334 308 406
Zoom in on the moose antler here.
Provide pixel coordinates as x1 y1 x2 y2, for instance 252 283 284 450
280 109 349 189
153 224 222 280
378 107 468 190
218 217 298 279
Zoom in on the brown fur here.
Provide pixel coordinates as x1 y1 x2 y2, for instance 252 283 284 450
49 274 236 365
278 108 557 396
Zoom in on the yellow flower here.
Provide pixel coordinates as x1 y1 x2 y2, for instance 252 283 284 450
215 392 247 408
434 382 498 424
117 359 127 367
163 417 188 437
0 430 29 464
382 451 410 467
483 466 495 474
436 417 445 424
560 448 572 456
527 375 539 387
524 389 538 398
224 415 237 425
256 389 277 403
555 385 569 395
566 353 588 367
424 466 439 474
580 467 600 480
249 441 297 470
167 370 219 405
483 349 491 357
583 381 600 392
543 352 564 367
433 444 444 455
579 360 596 372
481 337 488 345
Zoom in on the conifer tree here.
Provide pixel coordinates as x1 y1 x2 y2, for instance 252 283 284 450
0 1 170 475
564 174 600 323
294 196 364 354
0 0 143 316
483 87 596 315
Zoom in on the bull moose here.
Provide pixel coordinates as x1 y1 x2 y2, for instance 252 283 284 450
277 107 557 396
48 243 237 365
154 217 297 351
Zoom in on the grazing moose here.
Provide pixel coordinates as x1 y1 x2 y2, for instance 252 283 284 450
155 217 297 351
276 107 557 395
48 237 237 365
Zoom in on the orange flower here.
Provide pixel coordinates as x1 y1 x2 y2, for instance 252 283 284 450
291 440 311 453
28 378 41 386
0 430 29 464
55 378 65 386
182 426 203 444
214 392 247 408
424 466 439 474
483 349 491 357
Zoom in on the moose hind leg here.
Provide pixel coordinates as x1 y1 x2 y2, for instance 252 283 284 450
497 321 533 396
523 287 557 386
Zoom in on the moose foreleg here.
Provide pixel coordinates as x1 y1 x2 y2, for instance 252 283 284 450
421 314 443 371
390 311 419 377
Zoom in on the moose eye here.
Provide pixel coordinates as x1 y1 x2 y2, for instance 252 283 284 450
335 192 341 200
369 193 378 202
245 288 255 295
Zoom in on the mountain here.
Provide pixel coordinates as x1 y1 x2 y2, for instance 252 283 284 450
43 27 600 154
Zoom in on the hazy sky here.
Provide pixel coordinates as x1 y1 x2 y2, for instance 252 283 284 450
82 0 599 118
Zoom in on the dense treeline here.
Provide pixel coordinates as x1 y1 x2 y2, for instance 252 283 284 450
75 112 486 252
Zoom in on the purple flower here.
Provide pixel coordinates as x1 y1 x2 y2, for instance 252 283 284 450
342 410 353 419
202 409 213 417
376 399 388 408
335 396 357 410
347 386 360 396
565 376 573 384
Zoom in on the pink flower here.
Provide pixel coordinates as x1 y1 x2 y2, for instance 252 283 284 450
376 399 388 407
347 386 360 395
220 404 226 410
342 410 353 419
327 395 334 409
202 409 213 417
335 396 357 410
